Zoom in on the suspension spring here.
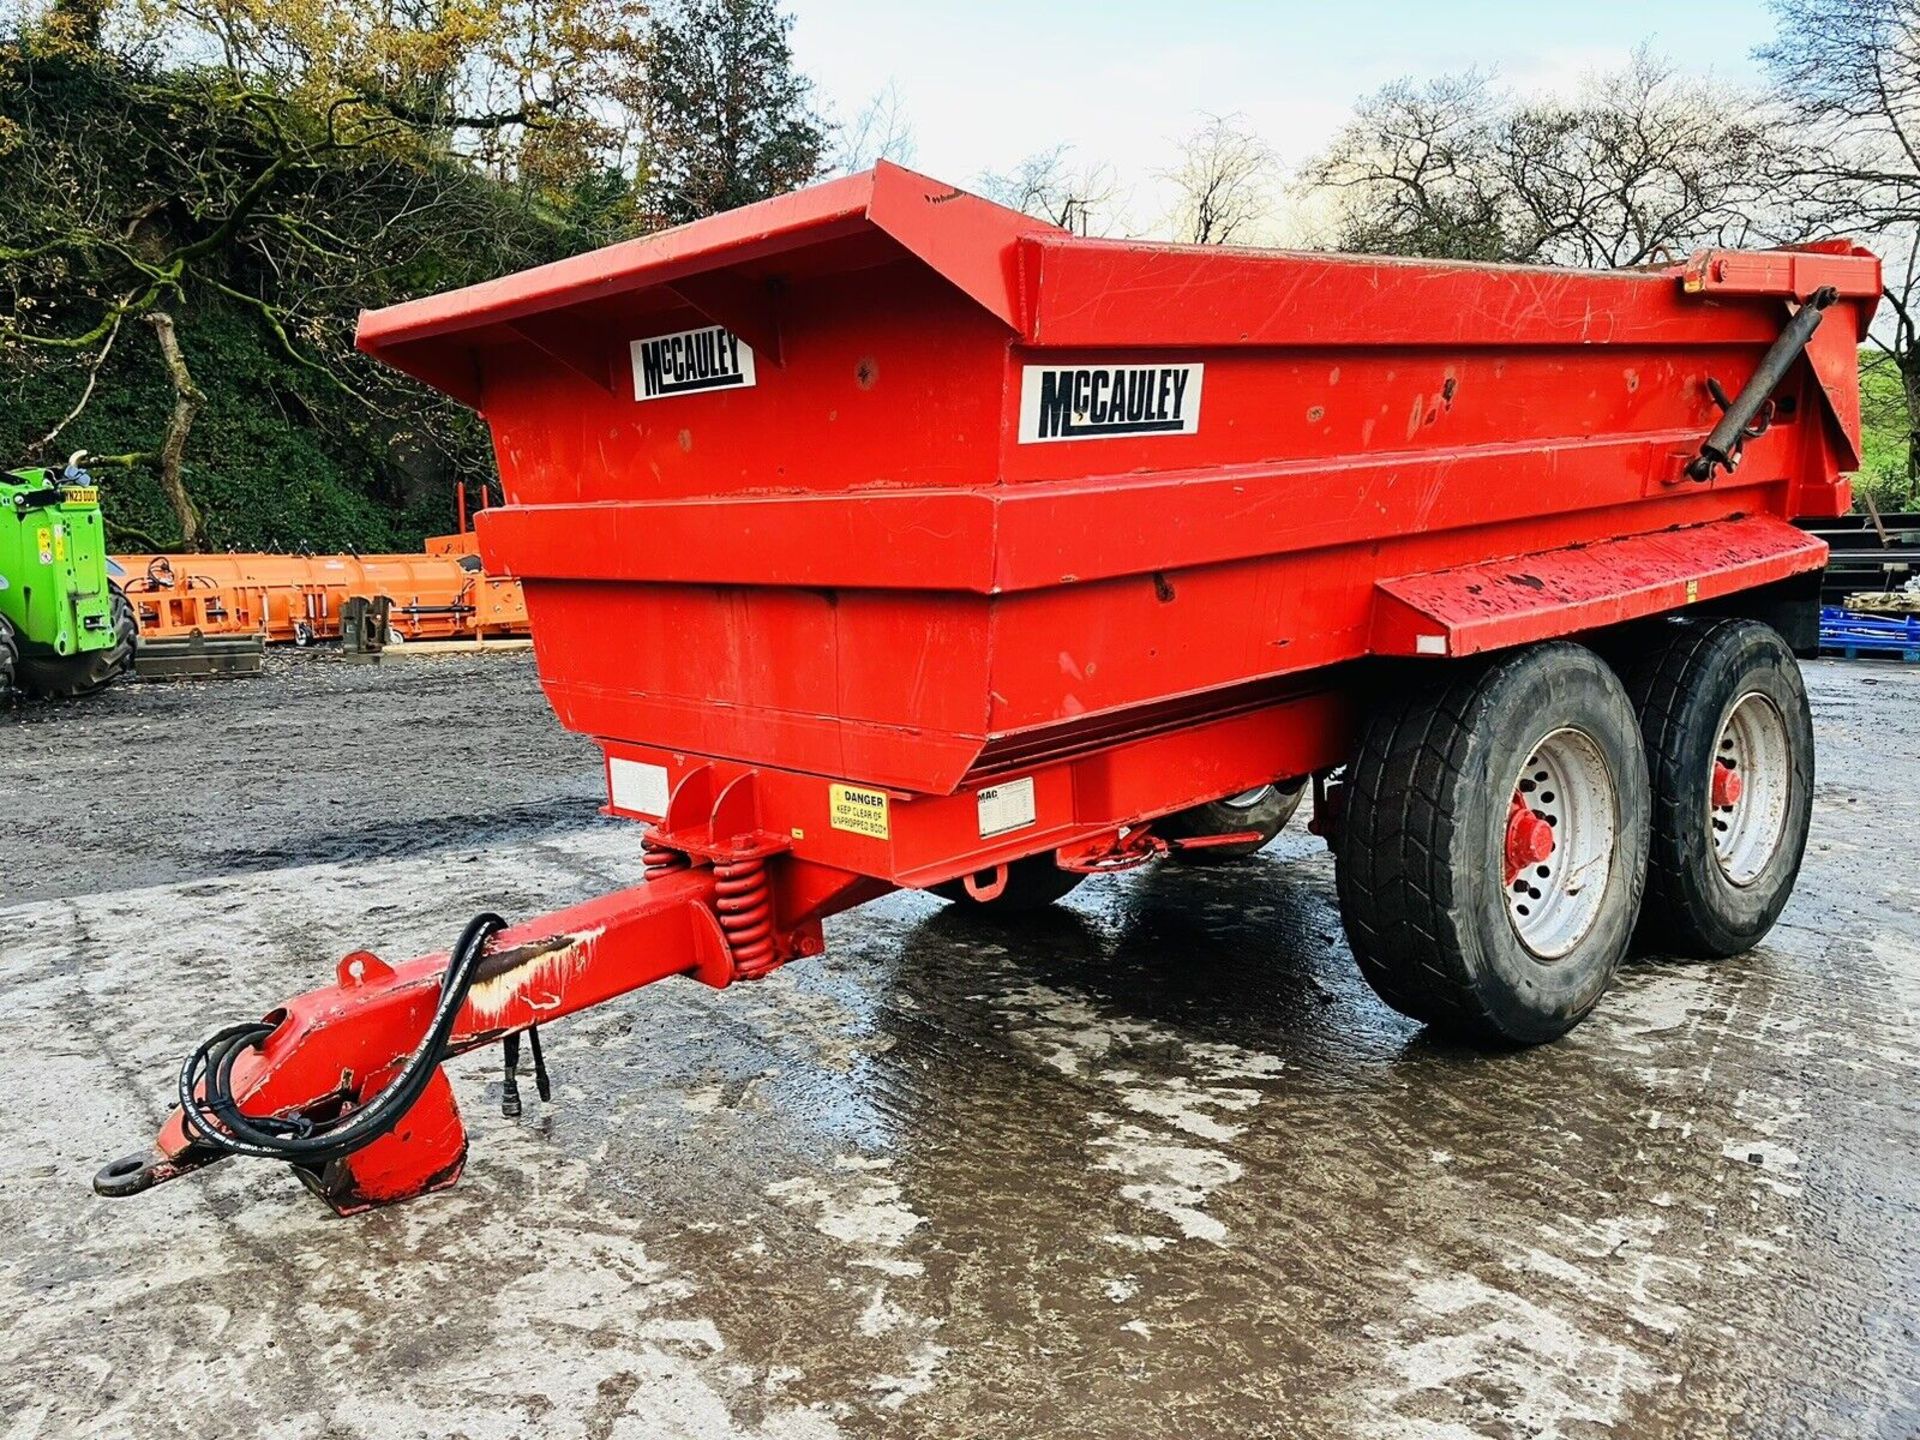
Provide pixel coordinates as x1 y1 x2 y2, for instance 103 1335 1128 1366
643 835 690 882
713 855 776 979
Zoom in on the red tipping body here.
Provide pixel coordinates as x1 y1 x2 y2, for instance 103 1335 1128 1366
356 162 1875 889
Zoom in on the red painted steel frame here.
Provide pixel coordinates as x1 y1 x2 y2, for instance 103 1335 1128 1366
103 167 1876 1215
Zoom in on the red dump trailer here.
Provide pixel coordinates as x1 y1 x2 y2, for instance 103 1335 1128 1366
97 163 1879 1215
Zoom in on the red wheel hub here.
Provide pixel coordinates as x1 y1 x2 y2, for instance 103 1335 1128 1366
1505 793 1556 883
1712 760 1743 809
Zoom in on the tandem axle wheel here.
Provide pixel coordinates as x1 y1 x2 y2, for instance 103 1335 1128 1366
1337 623 1812 1044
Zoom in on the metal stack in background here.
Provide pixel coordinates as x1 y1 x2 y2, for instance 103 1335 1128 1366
1799 510 1920 660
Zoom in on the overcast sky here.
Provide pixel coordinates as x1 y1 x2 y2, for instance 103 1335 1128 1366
787 0 1779 235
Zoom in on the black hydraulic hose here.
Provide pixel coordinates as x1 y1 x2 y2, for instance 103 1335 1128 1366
176 912 505 1167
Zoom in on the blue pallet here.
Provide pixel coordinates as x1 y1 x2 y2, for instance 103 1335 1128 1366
1820 605 1920 662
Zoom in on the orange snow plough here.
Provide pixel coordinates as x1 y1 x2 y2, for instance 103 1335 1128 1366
115 533 529 647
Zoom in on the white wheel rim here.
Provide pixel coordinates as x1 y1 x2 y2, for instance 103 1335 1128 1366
1504 728 1618 960
1712 691 1791 887
1222 786 1273 808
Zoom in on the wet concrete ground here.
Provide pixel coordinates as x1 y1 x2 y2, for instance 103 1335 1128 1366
1 653 1916 1438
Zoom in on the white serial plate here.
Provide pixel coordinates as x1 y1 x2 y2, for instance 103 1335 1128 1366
977 776 1037 837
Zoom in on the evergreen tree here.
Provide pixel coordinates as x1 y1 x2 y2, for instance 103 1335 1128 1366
644 0 827 225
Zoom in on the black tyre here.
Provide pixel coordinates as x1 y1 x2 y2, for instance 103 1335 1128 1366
17 586 136 698
930 854 1085 913
1158 780 1306 863
1337 643 1651 1045
1619 618 1813 958
0 613 17 698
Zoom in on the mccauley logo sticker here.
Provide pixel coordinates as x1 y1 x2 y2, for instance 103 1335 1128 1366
630 325 757 402
1018 363 1204 443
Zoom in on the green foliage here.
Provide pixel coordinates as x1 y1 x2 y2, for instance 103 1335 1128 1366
1 304 445 551
1856 352 1919 513
0 0 830 553
0 34 627 550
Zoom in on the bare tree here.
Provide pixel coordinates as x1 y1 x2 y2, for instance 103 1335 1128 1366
1160 112 1276 244
1302 71 1509 260
1504 50 1776 267
1766 0 1920 492
837 80 916 173
1303 50 1778 267
976 145 1121 235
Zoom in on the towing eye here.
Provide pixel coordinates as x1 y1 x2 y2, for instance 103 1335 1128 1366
95 912 510 1193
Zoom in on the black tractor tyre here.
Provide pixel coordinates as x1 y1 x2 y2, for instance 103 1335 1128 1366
0 613 18 699
17 586 138 698
1618 618 1813 959
1159 780 1307 863
930 854 1086 913
111 584 139 658
1336 643 1651 1046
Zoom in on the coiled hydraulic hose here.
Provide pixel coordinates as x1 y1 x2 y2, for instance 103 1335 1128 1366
176 912 505 1167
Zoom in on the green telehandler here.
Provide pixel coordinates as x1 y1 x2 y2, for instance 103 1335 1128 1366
0 454 137 698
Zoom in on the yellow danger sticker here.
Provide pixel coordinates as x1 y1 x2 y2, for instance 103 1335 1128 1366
829 783 890 839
